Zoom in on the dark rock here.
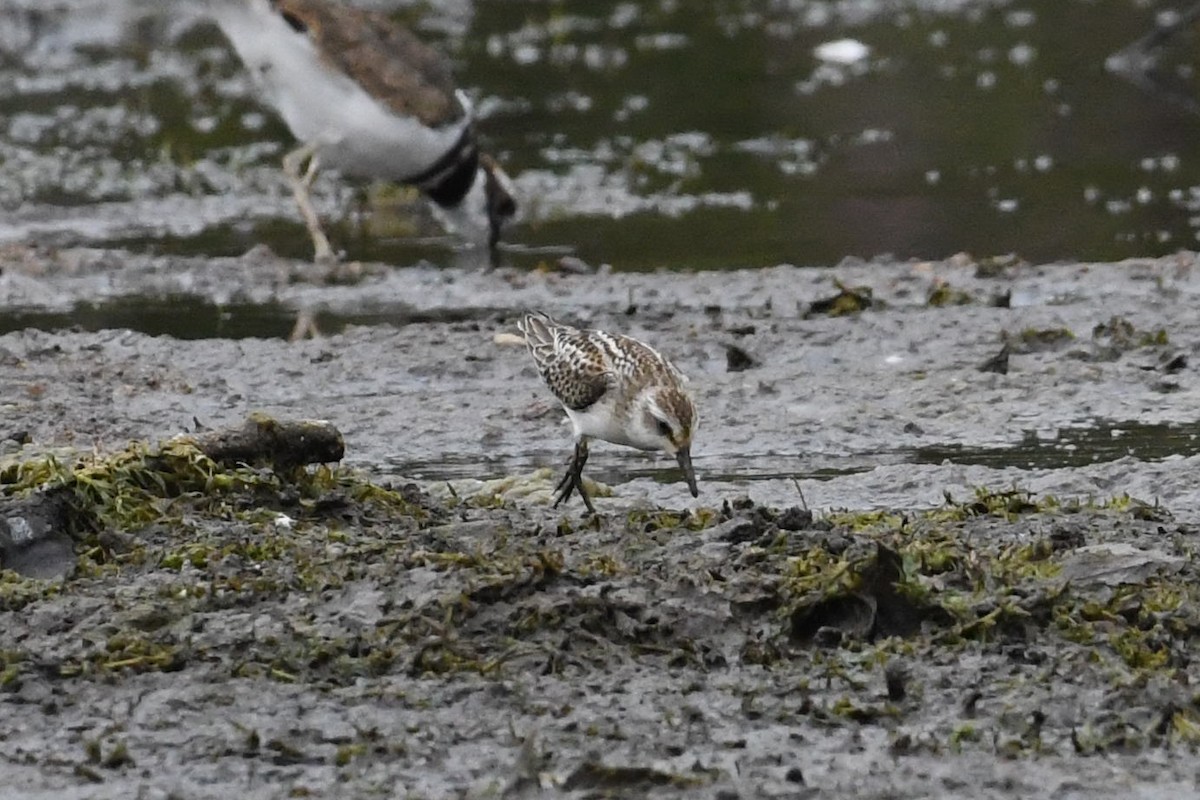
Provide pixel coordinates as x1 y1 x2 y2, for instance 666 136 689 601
885 661 909 701
725 343 756 372
777 506 813 531
705 517 767 544
978 343 1010 374
1161 352 1187 373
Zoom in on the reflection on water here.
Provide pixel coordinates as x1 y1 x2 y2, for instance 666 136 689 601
379 451 876 487
0 297 301 340
0 0 1198 270
910 420 1200 470
0 296 502 339
381 420 1200 486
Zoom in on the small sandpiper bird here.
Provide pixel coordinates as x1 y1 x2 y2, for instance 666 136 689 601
205 0 517 263
518 312 699 513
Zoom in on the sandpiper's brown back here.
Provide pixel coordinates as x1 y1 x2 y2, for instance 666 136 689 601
269 0 463 128
519 312 690 413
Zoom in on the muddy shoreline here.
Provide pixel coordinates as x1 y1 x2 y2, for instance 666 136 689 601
3 249 1200 798
5 246 1200 511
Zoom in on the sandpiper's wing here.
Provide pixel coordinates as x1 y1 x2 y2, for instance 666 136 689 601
270 0 464 129
518 313 611 411
518 312 689 410
603 331 689 386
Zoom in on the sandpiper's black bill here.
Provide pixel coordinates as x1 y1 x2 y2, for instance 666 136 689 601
676 447 699 497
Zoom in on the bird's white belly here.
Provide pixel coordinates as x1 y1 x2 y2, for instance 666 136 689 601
211 0 466 181
565 404 655 451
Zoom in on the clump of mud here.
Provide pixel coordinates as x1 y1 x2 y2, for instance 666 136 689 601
2 437 1198 797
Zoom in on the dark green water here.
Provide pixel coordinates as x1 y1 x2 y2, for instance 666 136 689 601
0 295 505 339
1 0 1199 270
464 0 1200 270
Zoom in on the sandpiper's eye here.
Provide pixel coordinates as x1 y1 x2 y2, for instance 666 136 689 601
655 419 673 437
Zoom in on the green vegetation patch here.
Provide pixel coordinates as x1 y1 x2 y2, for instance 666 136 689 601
3 445 1199 761
807 279 881 317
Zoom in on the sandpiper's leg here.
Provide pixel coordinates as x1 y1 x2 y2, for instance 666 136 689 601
288 307 321 341
553 438 594 514
282 141 336 264
486 223 502 271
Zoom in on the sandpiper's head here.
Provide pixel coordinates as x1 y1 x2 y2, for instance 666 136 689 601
633 385 699 497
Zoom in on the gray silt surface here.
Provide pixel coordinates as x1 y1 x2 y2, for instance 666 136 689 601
3 247 1200 516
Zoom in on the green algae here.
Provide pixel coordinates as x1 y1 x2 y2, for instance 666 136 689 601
777 488 1200 711
1008 326 1076 353
3 449 1199 770
0 568 61 611
1093 315 1170 350
927 280 974 307
807 279 880 317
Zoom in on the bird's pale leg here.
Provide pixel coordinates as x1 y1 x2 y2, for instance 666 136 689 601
553 438 595 514
282 142 336 264
288 307 320 342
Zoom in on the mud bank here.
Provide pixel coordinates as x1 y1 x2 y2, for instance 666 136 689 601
3 249 1200 798
4 247 1200 512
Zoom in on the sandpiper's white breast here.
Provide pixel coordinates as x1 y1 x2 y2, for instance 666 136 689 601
565 402 658 451
207 0 469 181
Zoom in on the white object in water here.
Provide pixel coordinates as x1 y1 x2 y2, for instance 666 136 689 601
814 39 870 65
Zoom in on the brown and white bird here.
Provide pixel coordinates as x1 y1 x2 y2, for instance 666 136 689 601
204 0 517 263
518 312 699 514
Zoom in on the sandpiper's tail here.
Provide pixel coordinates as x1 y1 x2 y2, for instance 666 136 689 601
517 311 572 368
494 311 554 348
517 311 556 346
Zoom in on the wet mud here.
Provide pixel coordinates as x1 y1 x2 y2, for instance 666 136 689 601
4 249 1200 798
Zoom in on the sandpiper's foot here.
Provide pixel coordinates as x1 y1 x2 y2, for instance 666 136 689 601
552 439 594 514
288 308 321 342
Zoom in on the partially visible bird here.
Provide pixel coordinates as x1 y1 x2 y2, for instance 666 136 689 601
204 0 518 263
517 312 699 513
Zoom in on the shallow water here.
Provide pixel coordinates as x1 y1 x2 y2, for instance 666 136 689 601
380 419 1200 486
1 0 1199 271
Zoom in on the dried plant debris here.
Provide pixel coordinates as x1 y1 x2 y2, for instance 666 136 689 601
788 543 950 644
807 279 879 317
0 415 354 579
185 413 345 469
